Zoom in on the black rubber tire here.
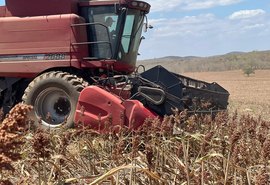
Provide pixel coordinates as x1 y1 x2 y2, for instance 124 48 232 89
22 71 88 129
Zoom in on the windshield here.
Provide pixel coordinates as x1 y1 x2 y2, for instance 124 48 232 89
80 6 144 66
118 8 144 66
80 6 119 59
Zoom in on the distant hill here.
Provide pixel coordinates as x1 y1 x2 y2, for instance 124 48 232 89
138 50 270 73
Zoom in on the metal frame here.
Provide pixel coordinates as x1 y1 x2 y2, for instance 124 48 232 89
71 22 114 60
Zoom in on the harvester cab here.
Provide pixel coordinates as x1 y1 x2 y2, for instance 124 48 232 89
78 0 150 68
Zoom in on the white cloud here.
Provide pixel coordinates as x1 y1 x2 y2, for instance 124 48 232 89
229 9 266 20
243 24 265 30
149 14 218 38
184 0 242 10
146 0 242 12
149 13 268 39
149 13 215 27
146 0 183 12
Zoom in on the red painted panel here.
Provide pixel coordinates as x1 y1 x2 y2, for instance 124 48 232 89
123 100 157 130
74 86 126 133
5 0 78 17
79 1 119 6
74 86 158 132
0 14 72 55
81 60 135 74
0 14 88 77
113 61 136 74
0 6 5 17
0 60 71 78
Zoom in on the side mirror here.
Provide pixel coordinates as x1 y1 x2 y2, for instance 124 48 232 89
143 23 148 32
143 15 154 32
143 23 154 32
139 36 145 44
148 25 153 29
137 36 145 56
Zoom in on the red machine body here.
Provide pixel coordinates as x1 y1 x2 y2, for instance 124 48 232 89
0 14 87 77
0 0 229 132
74 86 157 132
0 0 150 78
0 0 158 130
4 0 78 17
0 0 84 78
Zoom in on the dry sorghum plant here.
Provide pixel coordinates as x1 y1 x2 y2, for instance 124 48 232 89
0 104 32 184
2 109 270 184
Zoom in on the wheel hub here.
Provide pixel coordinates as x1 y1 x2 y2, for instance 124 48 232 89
54 97 71 116
34 87 71 126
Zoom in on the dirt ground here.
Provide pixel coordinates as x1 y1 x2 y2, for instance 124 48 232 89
183 70 270 120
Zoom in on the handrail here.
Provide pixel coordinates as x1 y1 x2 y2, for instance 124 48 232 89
71 22 114 59
71 41 111 45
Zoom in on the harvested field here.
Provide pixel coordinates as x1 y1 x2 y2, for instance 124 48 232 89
184 70 270 120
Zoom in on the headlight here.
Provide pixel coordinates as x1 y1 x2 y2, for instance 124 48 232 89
128 1 150 13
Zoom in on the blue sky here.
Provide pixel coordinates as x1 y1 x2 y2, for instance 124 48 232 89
140 0 270 59
1 0 270 59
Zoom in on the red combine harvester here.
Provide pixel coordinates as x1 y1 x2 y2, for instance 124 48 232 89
0 0 229 131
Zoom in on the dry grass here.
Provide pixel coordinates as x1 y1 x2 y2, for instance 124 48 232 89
184 70 270 120
0 106 269 184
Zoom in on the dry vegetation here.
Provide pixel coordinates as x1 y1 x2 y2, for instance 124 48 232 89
0 68 270 184
139 50 270 73
0 104 269 184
